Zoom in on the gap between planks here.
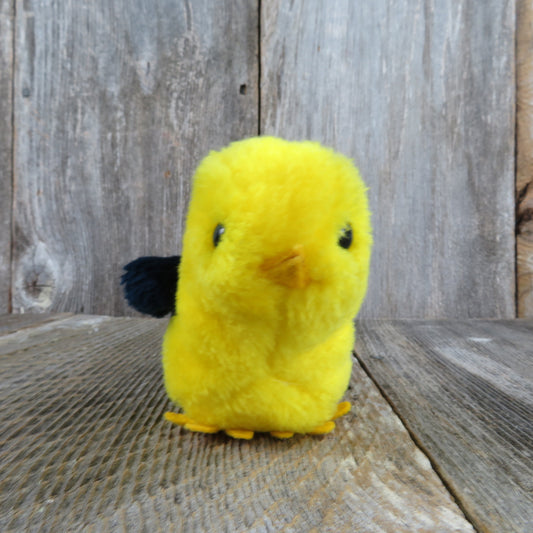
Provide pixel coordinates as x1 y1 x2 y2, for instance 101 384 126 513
353 348 479 532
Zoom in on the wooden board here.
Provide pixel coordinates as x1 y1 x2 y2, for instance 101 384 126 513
356 320 533 533
0 316 474 532
261 0 516 318
0 312 71 335
0 0 14 313
517 0 533 317
11 0 258 316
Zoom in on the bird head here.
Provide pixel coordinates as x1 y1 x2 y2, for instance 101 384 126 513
177 137 372 345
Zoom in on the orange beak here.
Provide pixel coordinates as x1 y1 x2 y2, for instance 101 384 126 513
260 244 310 289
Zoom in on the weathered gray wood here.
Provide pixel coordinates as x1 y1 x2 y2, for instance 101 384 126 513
0 0 14 313
517 0 533 317
261 0 516 318
12 0 258 315
0 312 71 335
356 320 533 533
4 1 519 319
0 315 474 532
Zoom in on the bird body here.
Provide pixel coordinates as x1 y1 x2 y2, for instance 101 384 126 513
163 299 355 434
160 136 372 438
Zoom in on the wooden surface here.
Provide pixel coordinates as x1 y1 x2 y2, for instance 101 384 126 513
0 315 479 532
0 1 518 319
0 0 13 314
0 311 70 335
517 0 533 317
11 0 258 315
261 0 516 318
356 320 533 533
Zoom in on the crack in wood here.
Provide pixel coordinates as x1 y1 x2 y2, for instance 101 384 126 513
353 348 481 533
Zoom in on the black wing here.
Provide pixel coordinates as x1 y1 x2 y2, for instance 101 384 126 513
121 256 181 317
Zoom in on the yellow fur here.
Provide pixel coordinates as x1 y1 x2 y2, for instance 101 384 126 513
162 136 372 435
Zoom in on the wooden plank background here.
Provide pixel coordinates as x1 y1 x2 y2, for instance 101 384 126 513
10 0 258 316
261 0 515 318
0 0 13 314
517 0 533 316
1 1 520 317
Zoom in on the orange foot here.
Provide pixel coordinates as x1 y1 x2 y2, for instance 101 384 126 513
307 401 352 436
332 400 351 420
270 401 352 439
164 412 254 440
165 401 351 440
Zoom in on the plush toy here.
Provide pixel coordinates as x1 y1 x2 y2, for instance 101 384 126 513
122 136 372 439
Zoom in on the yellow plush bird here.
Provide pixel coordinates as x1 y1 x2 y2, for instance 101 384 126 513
122 136 372 439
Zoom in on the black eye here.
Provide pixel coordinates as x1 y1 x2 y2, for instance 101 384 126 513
338 224 352 249
213 224 225 247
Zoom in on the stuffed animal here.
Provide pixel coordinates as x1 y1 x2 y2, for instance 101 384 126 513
122 136 372 439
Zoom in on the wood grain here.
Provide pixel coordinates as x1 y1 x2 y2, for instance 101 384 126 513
517 0 533 317
0 312 71 335
0 316 474 532
356 320 533 533
2 1 520 318
11 0 258 315
0 0 14 313
261 0 516 318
